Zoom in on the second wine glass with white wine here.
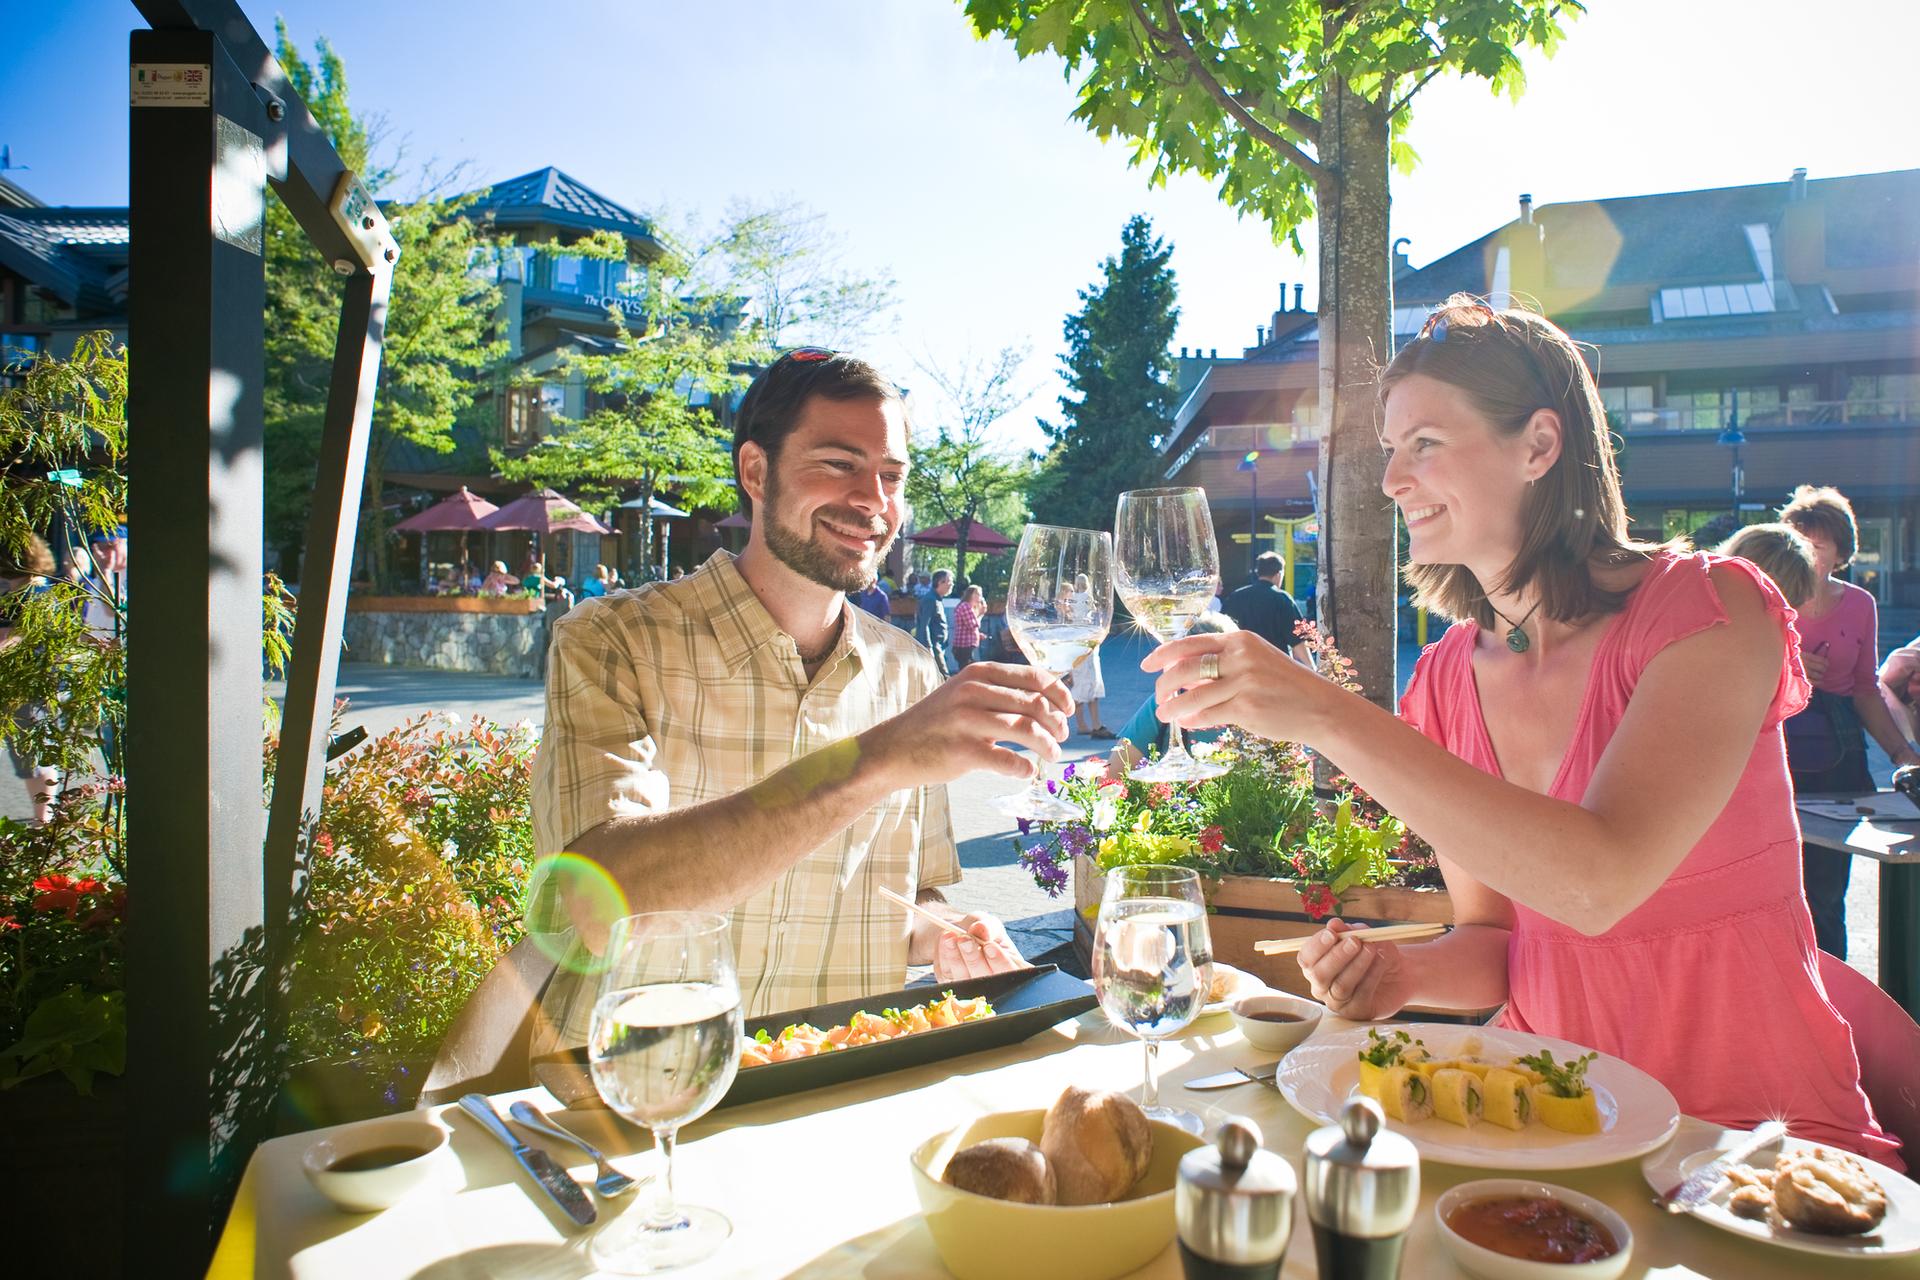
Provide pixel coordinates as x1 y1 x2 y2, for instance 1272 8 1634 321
991 524 1113 823
1114 486 1227 782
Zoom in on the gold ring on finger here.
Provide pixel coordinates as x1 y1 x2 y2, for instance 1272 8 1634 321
1201 652 1221 681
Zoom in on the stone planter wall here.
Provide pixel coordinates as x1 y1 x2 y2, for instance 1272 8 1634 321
1073 855 1461 1004
344 598 546 677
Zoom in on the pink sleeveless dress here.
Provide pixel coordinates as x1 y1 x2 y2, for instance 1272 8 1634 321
1399 551 1900 1166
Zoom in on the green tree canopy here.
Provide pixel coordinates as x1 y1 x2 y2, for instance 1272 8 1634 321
263 24 505 589
1028 215 1181 534
963 0 1580 704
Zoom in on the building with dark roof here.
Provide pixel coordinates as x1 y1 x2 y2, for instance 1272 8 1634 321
0 179 129 377
1166 167 1920 610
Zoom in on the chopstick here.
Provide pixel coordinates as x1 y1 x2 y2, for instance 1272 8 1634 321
876 883 977 942
1253 922 1449 955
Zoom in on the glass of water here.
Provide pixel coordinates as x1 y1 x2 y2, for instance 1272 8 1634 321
588 911 743 1274
1092 864 1211 1133
992 524 1114 823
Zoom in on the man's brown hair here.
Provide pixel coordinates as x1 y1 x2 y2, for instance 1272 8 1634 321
1379 295 1665 627
730 349 903 516
1778 484 1857 569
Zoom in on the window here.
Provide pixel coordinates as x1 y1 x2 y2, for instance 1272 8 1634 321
551 254 582 291
1598 384 1654 429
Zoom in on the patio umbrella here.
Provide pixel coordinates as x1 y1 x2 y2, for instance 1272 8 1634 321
619 496 689 573
391 487 499 533
716 512 751 530
905 518 1015 551
478 488 612 536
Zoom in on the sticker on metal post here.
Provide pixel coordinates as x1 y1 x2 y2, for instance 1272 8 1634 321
131 64 211 107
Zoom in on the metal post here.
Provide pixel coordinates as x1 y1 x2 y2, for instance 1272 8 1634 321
264 265 391 931
126 26 272 1268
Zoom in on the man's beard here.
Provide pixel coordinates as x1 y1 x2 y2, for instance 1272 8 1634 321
760 473 897 594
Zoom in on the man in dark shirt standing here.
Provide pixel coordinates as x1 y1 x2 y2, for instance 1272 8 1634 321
1223 551 1312 665
915 568 953 675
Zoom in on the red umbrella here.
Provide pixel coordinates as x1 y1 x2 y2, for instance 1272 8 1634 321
716 511 751 530
906 518 1016 551
391 487 499 533
478 488 612 536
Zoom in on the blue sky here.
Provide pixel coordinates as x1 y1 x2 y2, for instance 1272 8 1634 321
5 1 1917 450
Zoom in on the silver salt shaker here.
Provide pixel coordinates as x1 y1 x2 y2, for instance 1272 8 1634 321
1303 1096 1419 1280
1176 1116 1297 1280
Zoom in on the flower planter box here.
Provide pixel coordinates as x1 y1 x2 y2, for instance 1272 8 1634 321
1072 854 1454 1000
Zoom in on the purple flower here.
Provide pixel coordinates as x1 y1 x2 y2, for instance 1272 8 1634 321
1045 779 1058 794
1061 762 1077 781
1058 826 1095 860
1016 817 1032 835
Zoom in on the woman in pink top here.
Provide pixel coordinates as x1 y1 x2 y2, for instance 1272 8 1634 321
1779 486 1920 958
1144 297 1900 1165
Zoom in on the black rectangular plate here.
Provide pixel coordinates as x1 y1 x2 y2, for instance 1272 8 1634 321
533 964 1097 1110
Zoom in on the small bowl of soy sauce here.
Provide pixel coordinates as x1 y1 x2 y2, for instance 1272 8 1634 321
302 1117 451 1213
1228 990 1324 1054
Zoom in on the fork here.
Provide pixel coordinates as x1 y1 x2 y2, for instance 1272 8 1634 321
508 1100 640 1198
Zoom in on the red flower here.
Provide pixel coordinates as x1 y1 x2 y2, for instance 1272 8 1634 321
1299 884 1339 922
0 915 19 931
1098 776 1127 789
314 831 336 857
1199 825 1225 854
31 874 82 918
72 878 103 895
1148 783 1175 807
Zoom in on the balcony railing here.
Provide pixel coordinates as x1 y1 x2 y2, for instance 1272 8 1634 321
1613 398 1917 433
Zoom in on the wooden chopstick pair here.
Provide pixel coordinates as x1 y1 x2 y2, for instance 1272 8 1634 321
875 883 977 942
1253 921 1449 956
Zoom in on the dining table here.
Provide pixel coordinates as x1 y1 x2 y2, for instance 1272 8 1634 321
1798 789 1920 1017
211 1003 1914 1279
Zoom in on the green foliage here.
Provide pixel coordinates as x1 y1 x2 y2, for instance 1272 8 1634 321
1027 216 1181 532
0 331 126 573
0 986 123 1093
961 0 1578 245
263 24 507 589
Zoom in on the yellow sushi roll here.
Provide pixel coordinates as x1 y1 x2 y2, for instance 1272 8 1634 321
1379 1066 1434 1123
1357 1059 1387 1099
1482 1068 1533 1131
1430 1068 1483 1128
1530 1083 1601 1134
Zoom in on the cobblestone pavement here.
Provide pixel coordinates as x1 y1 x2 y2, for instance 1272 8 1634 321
4 635 1887 984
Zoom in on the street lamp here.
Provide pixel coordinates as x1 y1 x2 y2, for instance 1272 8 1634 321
1238 449 1260 579
1716 388 1745 517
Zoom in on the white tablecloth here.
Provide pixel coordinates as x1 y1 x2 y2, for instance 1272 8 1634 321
212 1013 1913 1279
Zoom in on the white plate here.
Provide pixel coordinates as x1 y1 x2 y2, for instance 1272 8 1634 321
1197 962 1263 1017
1639 1119 1920 1258
1275 1023 1680 1170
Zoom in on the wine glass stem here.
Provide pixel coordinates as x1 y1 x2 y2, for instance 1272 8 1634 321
1142 1038 1160 1110
1164 723 1192 763
647 1125 680 1230
1023 768 1052 807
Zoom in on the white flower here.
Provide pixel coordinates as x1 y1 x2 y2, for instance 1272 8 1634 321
1091 794 1119 833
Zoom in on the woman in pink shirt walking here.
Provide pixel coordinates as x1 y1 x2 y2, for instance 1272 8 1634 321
1779 486 1920 958
1144 297 1899 1165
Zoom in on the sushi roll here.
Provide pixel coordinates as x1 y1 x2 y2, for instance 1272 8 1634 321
1430 1068 1483 1128
1378 1066 1434 1123
1482 1068 1533 1131
1530 1082 1602 1134
1357 1059 1385 1100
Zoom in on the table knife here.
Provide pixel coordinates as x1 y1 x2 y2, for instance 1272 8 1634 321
1655 1119 1787 1213
458 1094 597 1227
1183 1061 1283 1091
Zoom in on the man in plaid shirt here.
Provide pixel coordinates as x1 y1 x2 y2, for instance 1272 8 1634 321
529 350 1072 1046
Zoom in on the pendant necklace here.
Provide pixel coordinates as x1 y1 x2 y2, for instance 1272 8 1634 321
1487 599 1543 654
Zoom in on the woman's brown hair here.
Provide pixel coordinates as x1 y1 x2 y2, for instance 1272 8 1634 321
1777 484 1857 570
1378 295 1665 628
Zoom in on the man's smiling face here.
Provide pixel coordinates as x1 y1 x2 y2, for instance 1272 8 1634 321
755 394 909 593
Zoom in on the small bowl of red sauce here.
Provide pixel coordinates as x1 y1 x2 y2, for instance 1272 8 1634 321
1227 991 1323 1053
1434 1179 1631 1280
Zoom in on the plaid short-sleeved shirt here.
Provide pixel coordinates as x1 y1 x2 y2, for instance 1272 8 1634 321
530 549 961 1053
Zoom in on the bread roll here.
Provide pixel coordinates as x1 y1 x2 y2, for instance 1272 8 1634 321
1040 1086 1153 1205
941 1137 1057 1205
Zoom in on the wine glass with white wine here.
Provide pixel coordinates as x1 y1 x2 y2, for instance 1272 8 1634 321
992 524 1114 822
588 912 742 1274
1113 487 1227 781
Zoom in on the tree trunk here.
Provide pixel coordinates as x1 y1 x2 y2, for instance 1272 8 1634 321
1314 73 1397 710
362 455 390 592
638 473 656 581
955 509 973 588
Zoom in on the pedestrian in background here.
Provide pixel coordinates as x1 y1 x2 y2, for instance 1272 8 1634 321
852 576 892 621
915 569 952 676
952 583 984 666
1223 550 1312 665
1779 485 1920 959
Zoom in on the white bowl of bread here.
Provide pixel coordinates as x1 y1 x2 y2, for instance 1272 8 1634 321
909 1086 1207 1280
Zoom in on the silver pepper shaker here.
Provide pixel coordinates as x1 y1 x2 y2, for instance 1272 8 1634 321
1302 1096 1419 1280
1176 1116 1297 1280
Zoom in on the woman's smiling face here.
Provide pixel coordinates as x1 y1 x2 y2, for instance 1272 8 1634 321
1380 372 1545 569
